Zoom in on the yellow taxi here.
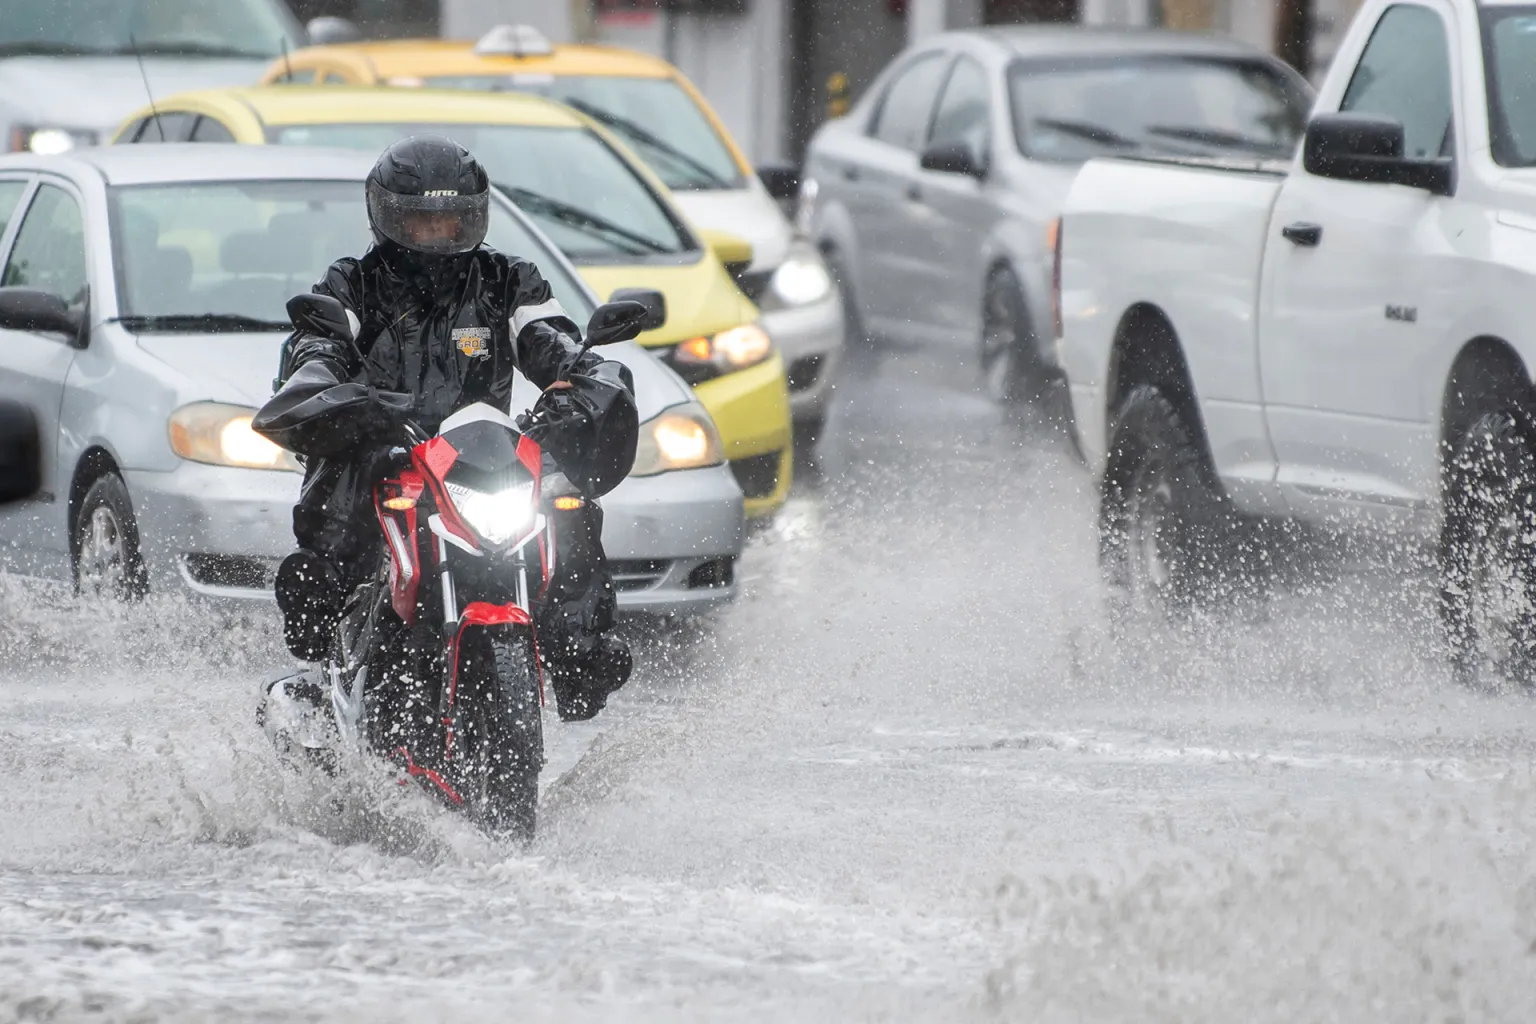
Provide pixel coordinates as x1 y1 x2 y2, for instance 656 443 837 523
256 26 847 438
111 87 792 517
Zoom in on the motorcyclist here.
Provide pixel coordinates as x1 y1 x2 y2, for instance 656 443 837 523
253 135 637 722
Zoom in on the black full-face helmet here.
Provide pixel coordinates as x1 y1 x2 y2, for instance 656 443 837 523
365 135 490 259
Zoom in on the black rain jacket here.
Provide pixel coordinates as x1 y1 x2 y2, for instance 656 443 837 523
253 246 637 561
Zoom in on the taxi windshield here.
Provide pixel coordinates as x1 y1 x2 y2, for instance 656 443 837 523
0 0 301 59
107 179 592 327
420 74 744 191
269 122 694 263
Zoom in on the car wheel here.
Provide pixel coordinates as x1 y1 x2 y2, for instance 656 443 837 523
73 473 149 600
1440 409 1536 692
1100 385 1230 619
980 267 1042 405
822 246 867 349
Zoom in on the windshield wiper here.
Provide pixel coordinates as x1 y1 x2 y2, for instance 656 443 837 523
495 183 672 256
1032 117 1141 150
0 40 275 59
112 313 290 333
0 41 114 57
1145 124 1288 154
562 98 731 190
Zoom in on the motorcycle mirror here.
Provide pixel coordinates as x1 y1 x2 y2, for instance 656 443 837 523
287 293 356 343
584 299 650 348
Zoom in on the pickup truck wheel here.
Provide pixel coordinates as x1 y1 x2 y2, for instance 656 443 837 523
1100 385 1227 618
980 268 1041 405
1440 410 1536 692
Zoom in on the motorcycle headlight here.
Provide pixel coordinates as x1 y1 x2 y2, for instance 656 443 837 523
168 402 299 471
669 323 773 384
444 480 536 546
630 402 725 477
12 125 97 154
763 242 833 309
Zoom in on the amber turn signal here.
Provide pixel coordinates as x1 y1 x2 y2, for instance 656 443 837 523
383 496 417 511
553 495 584 511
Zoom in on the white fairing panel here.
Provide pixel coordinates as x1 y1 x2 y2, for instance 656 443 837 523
1058 157 1287 508
439 402 518 436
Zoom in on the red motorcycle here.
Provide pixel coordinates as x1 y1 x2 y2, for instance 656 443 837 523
259 296 646 839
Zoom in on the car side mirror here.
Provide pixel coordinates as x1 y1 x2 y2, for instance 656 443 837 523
609 287 667 332
697 228 754 277
306 16 362 45
585 300 650 348
1303 113 1453 196
287 293 355 342
0 398 40 506
757 163 800 202
919 140 985 178
0 287 83 342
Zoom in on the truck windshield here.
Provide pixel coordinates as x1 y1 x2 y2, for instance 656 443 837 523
0 0 302 59
107 180 593 329
1483 7 1536 166
268 122 693 263
421 74 745 192
1008 56 1310 162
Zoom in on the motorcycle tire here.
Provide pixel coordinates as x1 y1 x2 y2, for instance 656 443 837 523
1440 408 1536 692
453 629 544 841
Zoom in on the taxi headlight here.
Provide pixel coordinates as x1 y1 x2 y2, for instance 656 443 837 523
630 402 725 477
168 402 299 471
672 323 773 382
765 243 833 308
13 126 97 154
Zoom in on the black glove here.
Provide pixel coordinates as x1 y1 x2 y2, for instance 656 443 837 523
360 444 412 485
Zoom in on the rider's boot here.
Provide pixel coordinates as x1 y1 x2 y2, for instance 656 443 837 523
274 548 344 662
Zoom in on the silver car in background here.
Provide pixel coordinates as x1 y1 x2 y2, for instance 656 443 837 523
0 144 743 615
800 27 1312 404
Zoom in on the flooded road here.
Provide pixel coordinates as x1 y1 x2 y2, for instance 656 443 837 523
3 338 1535 1022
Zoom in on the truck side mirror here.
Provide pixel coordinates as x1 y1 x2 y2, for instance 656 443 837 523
757 163 800 202
1303 113 1453 196
0 399 40 506
306 16 362 45
0 287 84 343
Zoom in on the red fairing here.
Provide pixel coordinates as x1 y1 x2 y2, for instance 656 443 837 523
395 745 463 805
461 601 534 627
415 438 478 548
417 436 458 479
516 433 542 477
376 470 427 623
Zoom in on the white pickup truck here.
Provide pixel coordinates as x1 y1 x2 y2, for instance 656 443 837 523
1056 0 1536 685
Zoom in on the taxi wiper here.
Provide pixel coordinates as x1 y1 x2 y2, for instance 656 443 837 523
562 98 731 189
495 183 672 256
112 313 290 333
1032 117 1141 150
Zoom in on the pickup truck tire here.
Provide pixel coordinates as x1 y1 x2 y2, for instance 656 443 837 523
980 267 1042 405
1440 409 1536 691
1100 385 1229 618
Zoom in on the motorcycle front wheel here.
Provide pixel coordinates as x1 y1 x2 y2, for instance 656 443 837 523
451 628 545 840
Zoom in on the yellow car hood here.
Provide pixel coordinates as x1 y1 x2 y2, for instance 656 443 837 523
577 258 757 347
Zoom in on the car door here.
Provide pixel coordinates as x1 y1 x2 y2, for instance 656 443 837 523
910 53 997 342
1259 0 1457 508
0 179 89 578
842 51 954 337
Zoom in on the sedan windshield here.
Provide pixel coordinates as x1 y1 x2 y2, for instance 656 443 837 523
268 122 693 263
1008 56 1310 162
108 179 593 328
0 0 301 59
419 74 743 191
1482 6 1536 166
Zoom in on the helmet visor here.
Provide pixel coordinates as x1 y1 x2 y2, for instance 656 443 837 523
367 181 489 255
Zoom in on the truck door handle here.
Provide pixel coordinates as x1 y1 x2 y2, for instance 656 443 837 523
1282 222 1322 247
906 182 922 202
841 165 860 182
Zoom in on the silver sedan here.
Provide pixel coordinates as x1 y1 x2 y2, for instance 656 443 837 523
0 144 743 614
801 27 1312 404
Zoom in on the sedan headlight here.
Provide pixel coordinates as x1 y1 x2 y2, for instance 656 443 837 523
444 480 536 546
630 402 725 477
669 323 773 384
763 241 833 309
168 402 299 471
11 125 98 154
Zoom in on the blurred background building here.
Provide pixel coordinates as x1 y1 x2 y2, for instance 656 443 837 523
287 0 1355 165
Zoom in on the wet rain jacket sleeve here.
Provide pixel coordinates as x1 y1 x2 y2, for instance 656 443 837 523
252 259 411 459
506 261 639 498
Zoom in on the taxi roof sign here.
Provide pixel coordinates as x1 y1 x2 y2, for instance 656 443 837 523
472 24 555 59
